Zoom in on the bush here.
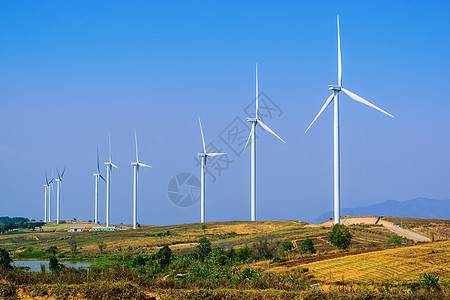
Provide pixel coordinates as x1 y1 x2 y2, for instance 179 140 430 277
67 238 77 255
300 239 316 254
212 247 227 266
280 241 295 257
385 236 402 246
131 255 146 267
420 273 440 290
98 243 107 254
328 224 352 250
45 246 58 255
236 247 252 262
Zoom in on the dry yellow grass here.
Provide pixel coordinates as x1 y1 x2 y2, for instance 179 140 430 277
270 240 450 284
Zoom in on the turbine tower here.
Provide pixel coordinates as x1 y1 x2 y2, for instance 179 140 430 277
47 173 53 222
131 129 151 229
104 133 118 227
197 117 226 223
305 15 394 225
43 173 48 223
243 64 285 221
93 148 106 224
55 167 66 224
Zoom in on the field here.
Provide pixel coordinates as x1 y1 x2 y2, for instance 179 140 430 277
0 217 449 299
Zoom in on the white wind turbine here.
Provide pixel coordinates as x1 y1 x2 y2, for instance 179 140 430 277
243 64 285 221
43 173 48 223
197 117 225 223
104 134 118 227
131 129 151 230
55 167 66 224
305 15 394 225
93 148 106 224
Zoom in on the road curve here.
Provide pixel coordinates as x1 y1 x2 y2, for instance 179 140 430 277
383 225 431 242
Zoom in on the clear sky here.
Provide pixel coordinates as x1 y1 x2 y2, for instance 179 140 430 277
1 1 449 224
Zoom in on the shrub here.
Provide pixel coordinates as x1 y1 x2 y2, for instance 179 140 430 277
300 239 316 254
212 247 227 266
131 255 146 267
45 246 58 255
98 243 107 254
280 241 295 257
67 238 77 255
385 236 402 246
420 273 440 290
236 247 252 262
328 224 352 250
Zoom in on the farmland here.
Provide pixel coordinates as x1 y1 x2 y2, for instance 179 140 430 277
0 217 448 299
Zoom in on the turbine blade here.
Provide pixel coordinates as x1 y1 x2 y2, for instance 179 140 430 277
305 93 335 133
206 153 226 157
138 163 152 168
97 147 100 173
198 116 206 154
134 128 139 163
99 174 106 182
109 132 112 163
61 167 66 178
258 120 286 143
56 168 61 180
341 88 395 118
45 172 48 184
255 63 259 119
337 15 342 86
242 125 254 154
111 163 119 169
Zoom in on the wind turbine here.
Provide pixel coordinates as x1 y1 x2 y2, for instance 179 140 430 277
305 15 394 225
104 133 118 227
55 167 66 224
131 129 151 229
197 117 225 223
243 64 285 221
93 148 106 224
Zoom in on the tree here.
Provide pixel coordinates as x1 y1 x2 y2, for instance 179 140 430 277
328 224 352 250
300 239 316 254
280 241 295 257
157 245 172 268
236 246 252 262
49 256 61 272
46 246 58 256
212 247 227 266
196 237 212 262
0 248 12 270
68 238 77 255
98 243 107 254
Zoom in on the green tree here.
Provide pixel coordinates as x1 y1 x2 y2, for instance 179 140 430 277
68 238 77 255
49 256 61 272
300 239 316 254
236 246 252 262
212 247 227 266
132 255 146 267
328 224 352 250
280 241 295 257
0 248 12 270
98 243 107 254
196 237 212 262
46 246 58 255
157 245 172 268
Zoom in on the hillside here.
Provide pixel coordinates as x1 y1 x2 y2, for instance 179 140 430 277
314 197 450 223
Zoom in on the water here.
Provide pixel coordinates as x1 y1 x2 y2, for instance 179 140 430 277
14 260 94 272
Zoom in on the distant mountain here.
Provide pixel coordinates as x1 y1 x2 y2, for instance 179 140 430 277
313 197 450 224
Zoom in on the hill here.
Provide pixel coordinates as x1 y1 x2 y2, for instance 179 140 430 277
314 197 450 224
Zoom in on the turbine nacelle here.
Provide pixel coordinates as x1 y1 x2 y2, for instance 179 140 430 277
197 153 206 157
247 117 258 122
329 85 341 91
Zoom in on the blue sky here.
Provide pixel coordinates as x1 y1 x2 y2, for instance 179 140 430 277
1 1 449 224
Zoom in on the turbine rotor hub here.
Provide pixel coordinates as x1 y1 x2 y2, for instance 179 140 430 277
329 85 341 91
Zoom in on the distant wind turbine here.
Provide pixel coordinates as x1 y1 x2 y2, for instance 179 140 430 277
55 167 66 224
47 171 54 222
243 64 285 221
305 15 394 225
93 148 106 224
197 117 226 223
104 133 118 227
43 173 48 223
131 129 151 230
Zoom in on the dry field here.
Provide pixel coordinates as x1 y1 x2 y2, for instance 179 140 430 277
266 240 449 285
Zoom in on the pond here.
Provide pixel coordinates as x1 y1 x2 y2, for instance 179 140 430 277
14 260 94 272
